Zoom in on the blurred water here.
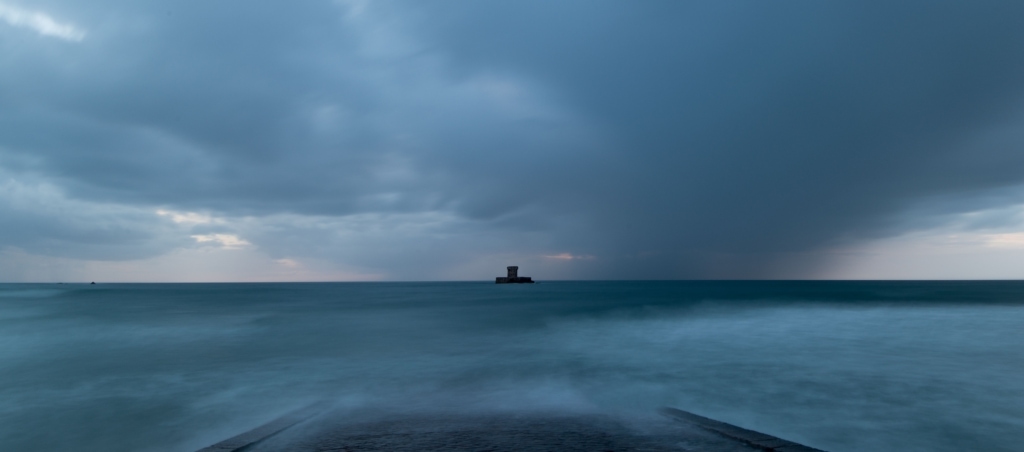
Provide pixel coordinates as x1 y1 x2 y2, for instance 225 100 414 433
0 281 1022 451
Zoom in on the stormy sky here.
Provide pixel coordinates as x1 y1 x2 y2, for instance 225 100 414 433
4 0 1024 281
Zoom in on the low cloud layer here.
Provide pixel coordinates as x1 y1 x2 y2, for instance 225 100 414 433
0 2 84 41
3 1 1024 280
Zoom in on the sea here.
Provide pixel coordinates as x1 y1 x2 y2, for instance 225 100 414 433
1 281 1022 451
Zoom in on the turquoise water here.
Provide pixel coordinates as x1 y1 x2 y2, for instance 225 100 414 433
1 281 1023 451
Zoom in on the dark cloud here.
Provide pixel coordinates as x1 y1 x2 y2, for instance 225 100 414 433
3 1 1024 278
407 0 1024 277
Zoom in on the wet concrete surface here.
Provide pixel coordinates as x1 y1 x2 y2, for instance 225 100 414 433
244 408 764 452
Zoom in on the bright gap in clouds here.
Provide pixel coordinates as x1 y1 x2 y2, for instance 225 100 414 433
156 209 216 225
822 203 1024 280
0 2 84 41
190 234 250 249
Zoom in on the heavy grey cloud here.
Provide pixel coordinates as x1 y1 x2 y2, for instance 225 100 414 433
3 1 1024 279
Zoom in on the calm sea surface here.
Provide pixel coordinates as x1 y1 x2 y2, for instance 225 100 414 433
1 281 1023 451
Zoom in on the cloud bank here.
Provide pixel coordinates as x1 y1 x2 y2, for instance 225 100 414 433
3 1 1024 280
0 2 84 41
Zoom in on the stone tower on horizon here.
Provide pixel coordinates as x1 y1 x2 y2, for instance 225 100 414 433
496 265 534 284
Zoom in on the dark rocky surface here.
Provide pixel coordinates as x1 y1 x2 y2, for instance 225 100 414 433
197 403 331 452
245 408 762 452
659 408 825 452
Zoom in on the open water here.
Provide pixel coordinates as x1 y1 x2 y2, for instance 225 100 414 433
1 281 1023 451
